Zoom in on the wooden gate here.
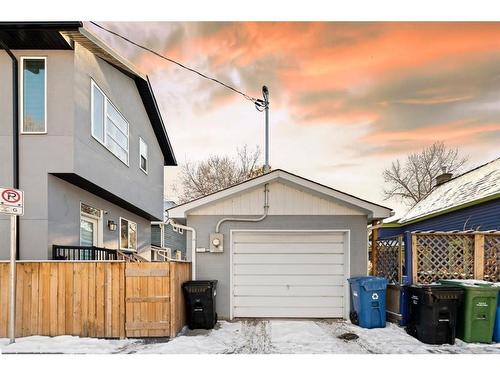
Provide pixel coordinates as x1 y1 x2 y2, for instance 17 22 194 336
125 263 171 337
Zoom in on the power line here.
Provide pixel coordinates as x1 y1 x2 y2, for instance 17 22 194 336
89 21 266 108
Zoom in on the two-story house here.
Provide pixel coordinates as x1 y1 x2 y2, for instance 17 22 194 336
0 22 176 260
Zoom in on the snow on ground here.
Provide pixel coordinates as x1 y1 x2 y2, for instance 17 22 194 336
0 335 133 354
1 320 499 354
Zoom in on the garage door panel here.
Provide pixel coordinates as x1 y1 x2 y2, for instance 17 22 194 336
233 253 344 264
234 232 344 243
232 231 347 318
234 296 343 308
234 285 344 297
234 274 345 286
234 264 344 275
234 242 344 254
233 306 344 318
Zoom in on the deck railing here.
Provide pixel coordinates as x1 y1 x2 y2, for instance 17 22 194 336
52 245 118 260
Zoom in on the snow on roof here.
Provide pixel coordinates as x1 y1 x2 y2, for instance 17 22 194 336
398 157 500 224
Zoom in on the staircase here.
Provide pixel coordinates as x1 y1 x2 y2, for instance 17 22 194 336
117 250 147 262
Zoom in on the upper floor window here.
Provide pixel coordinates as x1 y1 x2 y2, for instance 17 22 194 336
21 57 47 133
91 80 129 165
139 137 148 174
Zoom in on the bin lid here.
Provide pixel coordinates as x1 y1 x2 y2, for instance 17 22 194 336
439 279 500 290
408 283 462 290
183 280 218 287
349 276 387 291
407 284 464 292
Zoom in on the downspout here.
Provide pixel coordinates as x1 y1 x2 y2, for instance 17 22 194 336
215 183 270 233
1 42 20 259
153 220 198 280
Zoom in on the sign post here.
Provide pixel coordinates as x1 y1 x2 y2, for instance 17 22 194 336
0 187 24 344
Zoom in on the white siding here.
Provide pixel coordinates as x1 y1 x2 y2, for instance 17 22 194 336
232 231 348 318
190 181 364 216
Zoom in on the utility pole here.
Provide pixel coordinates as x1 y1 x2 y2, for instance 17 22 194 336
262 86 270 173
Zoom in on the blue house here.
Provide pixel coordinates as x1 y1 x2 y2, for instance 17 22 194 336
379 156 500 237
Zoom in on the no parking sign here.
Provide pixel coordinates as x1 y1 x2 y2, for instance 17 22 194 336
0 187 24 216
1 186 24 344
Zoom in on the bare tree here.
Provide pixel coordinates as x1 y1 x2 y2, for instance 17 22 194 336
383 142 468 207
175 145 265 203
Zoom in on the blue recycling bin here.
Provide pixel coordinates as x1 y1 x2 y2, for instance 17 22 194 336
348 276 388 328
494 291 500 343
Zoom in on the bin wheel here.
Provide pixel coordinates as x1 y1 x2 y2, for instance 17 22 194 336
349 311 359 325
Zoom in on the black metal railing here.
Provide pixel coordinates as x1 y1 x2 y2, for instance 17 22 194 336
52 245 118 261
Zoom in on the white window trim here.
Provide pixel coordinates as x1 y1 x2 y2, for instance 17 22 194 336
139 137 148 174
20 56 48 134
178 227 184 234
79 202 103 247
90 80 106 147
119 217 138 252
90 79 130 166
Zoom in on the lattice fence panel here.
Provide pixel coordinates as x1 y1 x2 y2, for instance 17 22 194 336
375 236 403 283
484 235 500 282
415 234 474 284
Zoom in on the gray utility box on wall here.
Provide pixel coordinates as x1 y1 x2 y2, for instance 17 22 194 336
210 233 224 253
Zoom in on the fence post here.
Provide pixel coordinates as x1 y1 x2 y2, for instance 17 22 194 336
474 234 485 280
119 262 126 339
402 231 412 285
411 233 418 284
398 235 403 284
371 220 379 276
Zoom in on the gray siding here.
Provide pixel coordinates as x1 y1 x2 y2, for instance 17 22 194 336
164 225 187 258
0 46 165 259
1 50 75 260
151 224 187 258
48 175 151 255
186 215 368 319
73 44 164 220
0 52 14 258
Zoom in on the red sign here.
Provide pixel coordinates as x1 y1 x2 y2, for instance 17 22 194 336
1 189 21 204
0 187 24 216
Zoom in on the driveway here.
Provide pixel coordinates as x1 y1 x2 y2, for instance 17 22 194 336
1 320 499 354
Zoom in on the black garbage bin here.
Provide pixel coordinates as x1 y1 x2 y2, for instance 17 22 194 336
182 280 218 329
405 284 464 345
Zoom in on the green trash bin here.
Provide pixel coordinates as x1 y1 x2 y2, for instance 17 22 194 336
439 280 500 343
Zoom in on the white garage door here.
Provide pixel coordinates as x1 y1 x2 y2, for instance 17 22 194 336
231 231 348 318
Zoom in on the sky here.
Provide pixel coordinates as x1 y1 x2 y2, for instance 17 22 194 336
88 22 500 217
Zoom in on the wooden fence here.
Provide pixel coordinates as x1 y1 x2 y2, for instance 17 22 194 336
0 261 191 339
412 231 500 284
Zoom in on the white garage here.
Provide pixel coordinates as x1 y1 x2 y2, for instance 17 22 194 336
231 230 349 318
168 169 393 320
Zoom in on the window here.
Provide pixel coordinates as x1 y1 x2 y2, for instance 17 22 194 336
139 137 148 174
79 203 103 257
91 83 105 142
21 57 47 133
91 80 129 165
120 218 137 251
